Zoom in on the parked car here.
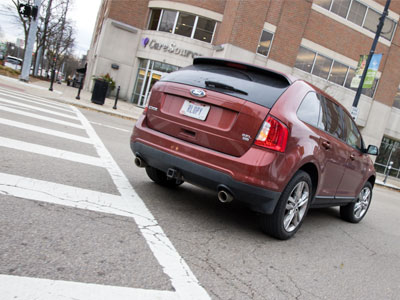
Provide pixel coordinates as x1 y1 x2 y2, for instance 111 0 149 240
130 57 378 240
4 56 22 71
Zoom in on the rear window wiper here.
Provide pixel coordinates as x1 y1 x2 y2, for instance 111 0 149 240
205 81 248 95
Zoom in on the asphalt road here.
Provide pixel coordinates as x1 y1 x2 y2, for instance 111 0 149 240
0 85 399 300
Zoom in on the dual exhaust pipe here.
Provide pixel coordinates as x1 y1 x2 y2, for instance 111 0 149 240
135 154 234 203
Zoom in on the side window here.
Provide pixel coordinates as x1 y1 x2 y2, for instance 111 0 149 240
297 92 324 129
320 96 345 140
342 111 363 150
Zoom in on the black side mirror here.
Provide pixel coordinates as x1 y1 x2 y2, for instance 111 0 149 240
366 145 379 156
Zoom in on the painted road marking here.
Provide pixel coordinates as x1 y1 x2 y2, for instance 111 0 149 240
73 106 210 300
0 137 103 167
0 105 84 129
0 118 92 144
0 86 70 109
0 91 74 113
0 98 211 299
0 97 79 120
90 121 131 133
0 173 127 216
0 275 177 300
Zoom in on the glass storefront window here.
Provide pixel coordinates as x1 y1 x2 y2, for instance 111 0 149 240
375 137 400 178
131 59 179 107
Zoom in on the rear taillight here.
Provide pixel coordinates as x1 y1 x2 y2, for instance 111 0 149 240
254 116 288 152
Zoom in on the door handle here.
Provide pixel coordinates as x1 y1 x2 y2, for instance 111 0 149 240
350 153 355 160
322 141 331 150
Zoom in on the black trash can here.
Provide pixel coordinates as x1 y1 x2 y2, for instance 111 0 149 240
91 79 109 105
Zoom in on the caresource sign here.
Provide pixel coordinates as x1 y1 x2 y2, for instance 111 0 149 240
142 37 202 58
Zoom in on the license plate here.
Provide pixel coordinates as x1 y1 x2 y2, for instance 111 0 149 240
180 100 210 121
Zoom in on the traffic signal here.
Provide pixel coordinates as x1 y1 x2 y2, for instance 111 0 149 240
31 5 38 19
18 4 31 18
18 3 38 19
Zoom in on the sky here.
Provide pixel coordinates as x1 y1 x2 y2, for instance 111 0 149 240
0 0 102 57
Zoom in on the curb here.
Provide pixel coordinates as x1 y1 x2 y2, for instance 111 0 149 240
375 180 400 191
46 96 140 121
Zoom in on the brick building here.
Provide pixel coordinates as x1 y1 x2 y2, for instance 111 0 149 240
86 0 400 177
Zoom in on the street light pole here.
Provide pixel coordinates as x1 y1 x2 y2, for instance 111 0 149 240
352 0 391 108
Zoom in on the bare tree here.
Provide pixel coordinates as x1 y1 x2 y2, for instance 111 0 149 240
1 0 31 51
2 0 75 76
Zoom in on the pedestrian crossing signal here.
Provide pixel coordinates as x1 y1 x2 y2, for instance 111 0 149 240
18 4 31 18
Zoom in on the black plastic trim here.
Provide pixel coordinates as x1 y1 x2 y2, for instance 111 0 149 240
312 195 355 208
131 142 281 214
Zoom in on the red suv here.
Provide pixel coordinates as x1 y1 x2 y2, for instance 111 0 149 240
130 58 378 240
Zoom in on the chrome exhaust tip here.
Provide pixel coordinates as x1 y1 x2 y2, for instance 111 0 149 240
134 156 147 168
217 189 234 203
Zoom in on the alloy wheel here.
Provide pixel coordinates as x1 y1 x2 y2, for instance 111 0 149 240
354 187 371 219
284 181 310 232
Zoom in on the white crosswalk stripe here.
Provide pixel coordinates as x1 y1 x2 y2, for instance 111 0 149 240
0 97 79 120
0 137 103 167
0 118 92 144
0 86 71 110
0 105 84 129
0 89 211 300
0 90 74 113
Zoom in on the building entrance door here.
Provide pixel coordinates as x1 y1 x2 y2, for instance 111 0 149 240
138 70 164 107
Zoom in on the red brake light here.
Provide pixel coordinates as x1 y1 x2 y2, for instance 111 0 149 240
254 116 288 152
226 62 247 70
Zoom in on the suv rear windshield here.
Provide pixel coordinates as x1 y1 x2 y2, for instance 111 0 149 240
160 63 291 108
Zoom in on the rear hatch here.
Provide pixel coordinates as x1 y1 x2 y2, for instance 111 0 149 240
145 58 291 157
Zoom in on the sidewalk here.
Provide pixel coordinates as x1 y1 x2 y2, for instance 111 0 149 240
1 75 399 191
376 174 400 191
0 75 144 121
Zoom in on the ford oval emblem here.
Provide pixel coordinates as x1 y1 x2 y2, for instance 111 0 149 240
190 89 206 98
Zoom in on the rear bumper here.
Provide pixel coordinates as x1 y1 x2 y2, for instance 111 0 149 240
131 117 282 214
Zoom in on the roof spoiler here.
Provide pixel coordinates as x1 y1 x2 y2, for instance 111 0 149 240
193 57 292 85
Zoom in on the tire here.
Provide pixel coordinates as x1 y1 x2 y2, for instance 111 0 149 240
340 182 372 223
260 171 312 240
145 166 183 188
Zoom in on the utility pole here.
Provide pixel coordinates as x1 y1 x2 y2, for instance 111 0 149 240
20 0 41 82
352 0 391 111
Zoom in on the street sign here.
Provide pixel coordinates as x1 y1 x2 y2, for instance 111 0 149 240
351 106 359 121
